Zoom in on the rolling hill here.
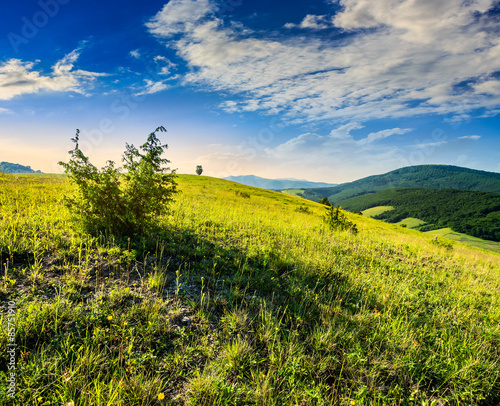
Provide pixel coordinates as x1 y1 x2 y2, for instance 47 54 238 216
224 174 337 190
1 174 499 404
283 165 500 204
340 187 500 242
0 161 42 174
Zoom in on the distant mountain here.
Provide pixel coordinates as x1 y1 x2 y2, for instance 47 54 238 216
341 187 500 242
0 162 42 174
224 175 337 190
289 165 500 204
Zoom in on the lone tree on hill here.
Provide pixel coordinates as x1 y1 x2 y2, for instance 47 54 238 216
59 126 178 236
196 165 203 176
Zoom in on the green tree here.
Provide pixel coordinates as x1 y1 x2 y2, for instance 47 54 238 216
196 165 203 176
319 196 331 206
323 205 358 234
59 126 177 236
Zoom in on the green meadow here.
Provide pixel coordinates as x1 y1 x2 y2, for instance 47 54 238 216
360 206 394 218
1 174 500 405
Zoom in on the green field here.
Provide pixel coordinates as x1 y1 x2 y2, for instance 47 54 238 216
1 174 500 405
361 206 394 217
397 217 426 228
427 228 500 254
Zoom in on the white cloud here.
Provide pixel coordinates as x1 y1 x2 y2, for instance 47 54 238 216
358 127 413 145
267 123 411 159
130 49 141 59
411 141 448 149
458 135 481 140
146 0 213 37
0 50 105 100
285 14 331 30
154 56 177 75
0 108 12 114
147 0 500 123
134 79 169 96
474 79 500 95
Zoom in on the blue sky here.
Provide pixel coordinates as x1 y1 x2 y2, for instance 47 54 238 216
1 0 499 182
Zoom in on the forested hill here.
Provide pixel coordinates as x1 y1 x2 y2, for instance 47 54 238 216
289 165 500 204
341 187 500 242
0 161 42 174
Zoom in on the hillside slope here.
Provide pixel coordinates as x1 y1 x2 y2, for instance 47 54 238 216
0 174 499 405
341 187 500 242
286 165 500 204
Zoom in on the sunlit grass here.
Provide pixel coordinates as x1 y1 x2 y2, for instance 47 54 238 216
0 173 499 405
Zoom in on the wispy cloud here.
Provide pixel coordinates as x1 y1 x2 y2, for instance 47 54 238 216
411 141 448 149
0 107 12 114
130 49 141 59
154 56 177 75
285 14 331 30
147 0 500 123
458 135 481 140
267 123 412 159
134 79 169 96
0 49 105 100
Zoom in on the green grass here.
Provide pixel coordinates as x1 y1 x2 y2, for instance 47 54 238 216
397 218 427 228
361 206 394 218
1 174 500 405
427 228 500 254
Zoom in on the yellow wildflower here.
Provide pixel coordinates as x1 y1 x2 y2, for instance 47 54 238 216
158 392 165 400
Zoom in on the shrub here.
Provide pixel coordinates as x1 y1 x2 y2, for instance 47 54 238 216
295 205 311 214
323 205 358 234
59 126 178 236
235 190 251 198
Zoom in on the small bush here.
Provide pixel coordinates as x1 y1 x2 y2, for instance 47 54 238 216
323 205 358 234
430 236 453 250
235 190 251 198
59 126 178 236
295 205 311 214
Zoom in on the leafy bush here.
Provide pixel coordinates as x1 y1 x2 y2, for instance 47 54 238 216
59 126 178 236
323 205 358 234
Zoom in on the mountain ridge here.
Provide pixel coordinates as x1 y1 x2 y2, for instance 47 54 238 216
224 174 337 190
0 161 42 174
283 164 500 204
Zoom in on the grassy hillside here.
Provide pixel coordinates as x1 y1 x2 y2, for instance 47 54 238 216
1 174 500 405
340 188 500 242
288 165 500 204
